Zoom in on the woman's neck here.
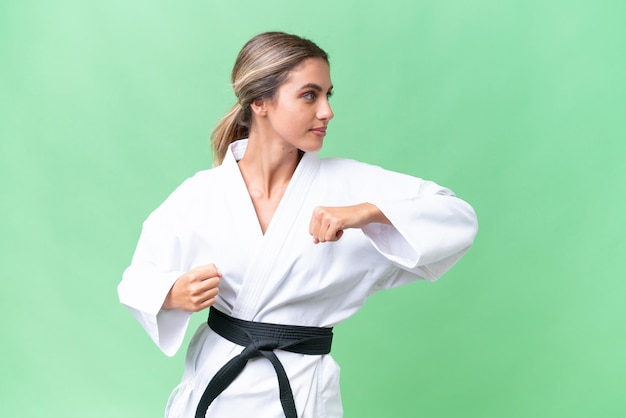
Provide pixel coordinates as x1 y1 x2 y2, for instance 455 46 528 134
237 134 301 199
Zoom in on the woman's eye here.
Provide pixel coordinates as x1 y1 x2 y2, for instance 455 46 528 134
303 92 316 100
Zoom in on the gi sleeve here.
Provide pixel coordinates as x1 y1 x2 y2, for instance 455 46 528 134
117 182 194 357
360 166 478 286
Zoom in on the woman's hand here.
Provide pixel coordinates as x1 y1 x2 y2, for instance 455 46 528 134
162 264 222 312
309 203 391 244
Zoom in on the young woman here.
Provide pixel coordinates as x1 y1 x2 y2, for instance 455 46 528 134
118 31 478 418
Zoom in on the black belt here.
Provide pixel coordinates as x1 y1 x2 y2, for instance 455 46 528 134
195 307 334 418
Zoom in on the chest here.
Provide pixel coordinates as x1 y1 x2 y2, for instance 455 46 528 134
247 190 285 236
175 180 387 286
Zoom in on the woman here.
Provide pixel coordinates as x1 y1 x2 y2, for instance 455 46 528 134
118 31 478 418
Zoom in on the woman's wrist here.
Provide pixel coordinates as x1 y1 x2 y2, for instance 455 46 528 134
361 203 391 226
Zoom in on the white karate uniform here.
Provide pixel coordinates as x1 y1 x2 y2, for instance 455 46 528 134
118 139 478 418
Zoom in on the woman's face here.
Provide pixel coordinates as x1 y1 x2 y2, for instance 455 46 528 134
262 57 334 153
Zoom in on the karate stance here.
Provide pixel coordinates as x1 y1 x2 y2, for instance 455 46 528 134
118 31 478 418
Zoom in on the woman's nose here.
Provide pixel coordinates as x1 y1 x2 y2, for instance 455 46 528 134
317 99 334 121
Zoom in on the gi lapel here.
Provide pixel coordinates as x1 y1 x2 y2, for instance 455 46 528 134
220 140 265 241
228 142 321 320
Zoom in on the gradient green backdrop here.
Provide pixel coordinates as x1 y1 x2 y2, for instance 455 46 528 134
1 1 624 417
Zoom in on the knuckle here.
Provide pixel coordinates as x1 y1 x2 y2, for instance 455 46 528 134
313 207 327 218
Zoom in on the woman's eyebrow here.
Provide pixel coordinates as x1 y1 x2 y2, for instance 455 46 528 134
299 83 333 92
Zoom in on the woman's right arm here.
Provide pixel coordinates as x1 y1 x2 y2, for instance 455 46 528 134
118 177 216 356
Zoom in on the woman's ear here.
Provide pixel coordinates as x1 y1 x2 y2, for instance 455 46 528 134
250 98 268 116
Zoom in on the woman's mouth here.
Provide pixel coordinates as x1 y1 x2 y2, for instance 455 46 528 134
310 127 327 136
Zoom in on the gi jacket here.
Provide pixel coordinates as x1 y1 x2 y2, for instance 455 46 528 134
119 139 478 417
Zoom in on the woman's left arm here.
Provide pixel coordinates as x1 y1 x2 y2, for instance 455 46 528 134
309 162 478 283
308 203 391 244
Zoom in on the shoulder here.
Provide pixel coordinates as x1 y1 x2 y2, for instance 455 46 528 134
170 165 225 195
319 156 382 177
319 156 425 186
317 156 454 197
144 166 223 224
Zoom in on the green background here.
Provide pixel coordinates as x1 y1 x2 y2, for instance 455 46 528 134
1 1 624 417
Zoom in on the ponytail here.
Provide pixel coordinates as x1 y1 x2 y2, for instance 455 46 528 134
210 103 249 166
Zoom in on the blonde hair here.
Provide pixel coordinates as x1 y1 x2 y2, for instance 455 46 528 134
210 32 329 165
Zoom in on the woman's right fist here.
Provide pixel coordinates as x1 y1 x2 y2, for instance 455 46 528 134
162 264 222 312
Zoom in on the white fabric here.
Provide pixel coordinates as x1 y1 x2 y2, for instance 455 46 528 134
118 139 478 418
